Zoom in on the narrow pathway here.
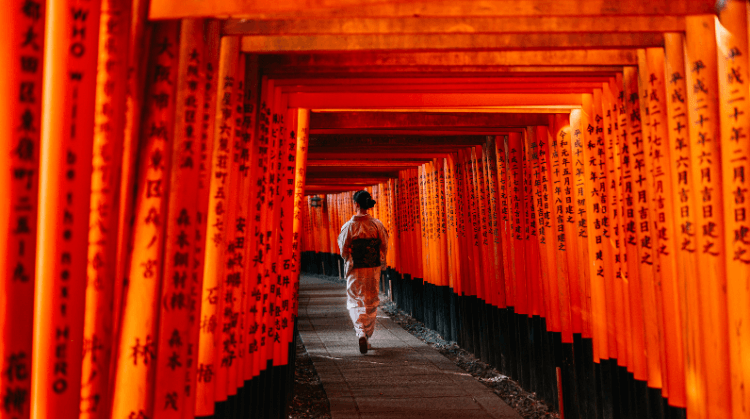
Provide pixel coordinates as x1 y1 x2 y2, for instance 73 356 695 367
297 274 522 419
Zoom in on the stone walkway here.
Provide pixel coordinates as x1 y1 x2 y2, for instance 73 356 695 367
297 275 522 419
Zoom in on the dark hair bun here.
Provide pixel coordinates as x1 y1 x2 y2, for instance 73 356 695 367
353 190 376 210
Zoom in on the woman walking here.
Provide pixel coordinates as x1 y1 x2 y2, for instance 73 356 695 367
337 190 389 354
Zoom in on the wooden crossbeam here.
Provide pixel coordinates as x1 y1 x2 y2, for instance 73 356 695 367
307 159 429 167
272 75 615 85
224 16 684 36
288 92 581 109
308 151 451 159
150 0 717 21
308 135 487 147
280 83 603 94
306 177 391 185
307 170 402 178
310 112 549 128
262 66 625 76
261 50 637 68
240 32 663 52
309 128 520 135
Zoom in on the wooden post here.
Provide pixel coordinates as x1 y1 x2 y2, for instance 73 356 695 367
110 20 177 419
1 0 45 417
80 0 131 417
717 2 750 416
194 35 240 417
685 15 732 418
33 0 101 416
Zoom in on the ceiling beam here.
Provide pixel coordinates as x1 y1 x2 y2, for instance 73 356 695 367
306 178 392 185
287 92 582 109
260 50 637 69
307 159 429 167
150 0 717 21
310 111 550 128
307 170 402 178
309 128 521 135
240 33 663 53
308 152 452 159
308 135 487 147
261 66 625 76
224 16 684 36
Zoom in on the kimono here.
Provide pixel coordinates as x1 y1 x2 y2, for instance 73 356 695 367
337 213 389 339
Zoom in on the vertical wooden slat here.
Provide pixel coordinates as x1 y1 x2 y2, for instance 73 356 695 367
110 20 178 419
570 109 593 340
602 81 627 365
580 93 610 362
292 109 311 319
685 15 732 418
184 21 219 419
151 19 207 419
550 114 577 342
523 130 542 318
625 63 659 385
613 75 635 371
507 133 528 314
637 49 669 394
716 3 750 417
664 32 704 417
495 137 514 308
644 45 687 407
194 35 240 417
548 117 574 343
535 126 561 333
1 0 45 417
33 0 101 416
592 88 618 363
80 0 131 417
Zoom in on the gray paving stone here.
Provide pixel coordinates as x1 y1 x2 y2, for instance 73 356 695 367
298 275 521 419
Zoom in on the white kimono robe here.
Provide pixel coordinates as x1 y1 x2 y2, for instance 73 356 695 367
337 214 389 339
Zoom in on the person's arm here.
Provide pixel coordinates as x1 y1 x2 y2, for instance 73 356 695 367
378 220 389 268
338 222 351 260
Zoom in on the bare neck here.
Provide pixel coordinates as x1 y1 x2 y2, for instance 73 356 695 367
356 209 368 216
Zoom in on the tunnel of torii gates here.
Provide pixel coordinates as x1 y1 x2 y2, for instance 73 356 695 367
5 0 750 418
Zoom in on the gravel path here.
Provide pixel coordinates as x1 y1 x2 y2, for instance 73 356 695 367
290 274 559 419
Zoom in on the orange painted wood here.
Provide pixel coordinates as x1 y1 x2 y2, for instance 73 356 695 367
602 83 627 366
507 133 528 313
112 0 150 355
716 3 750 416
80 1 131 417
0 0 45 417
110 19 177 419
612 74 636 371
152 19 209 419
553 114 582 337
663 32 704 415
636 55 668 390
495 137 514 307
591 88 618 361
535 126 562 332
275 103 300 366
548 114 575 343
643 45 687 407
580 94 609 361
484 137 506 307
522 129 542 317
149 0 717 20
33 0 99 414
184 20 220 419
195 35 240 415
685 15 732 418
570 109 593 339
